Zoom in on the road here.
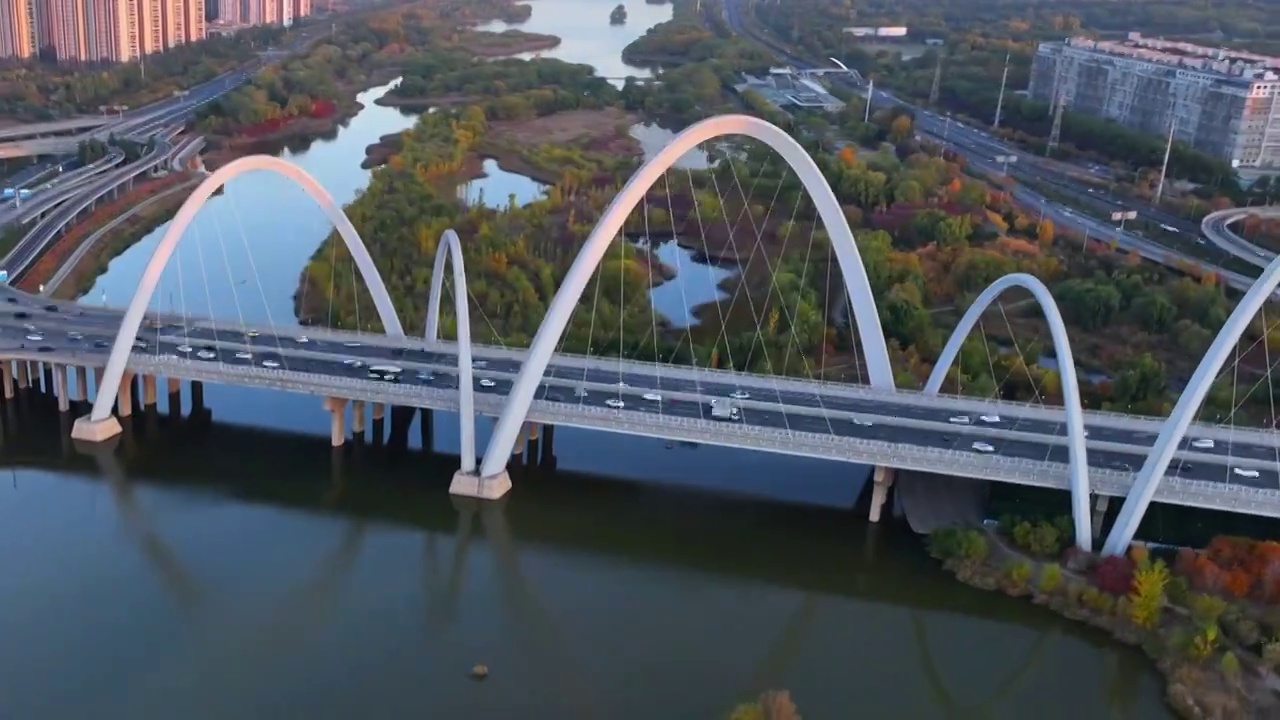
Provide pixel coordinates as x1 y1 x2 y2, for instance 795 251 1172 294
1201 205 1280 269
719 0 1268 295
2 286 1279 493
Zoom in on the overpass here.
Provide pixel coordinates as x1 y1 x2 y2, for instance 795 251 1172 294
1202 205 1280 269
0 116 115 142
2 115 1279 560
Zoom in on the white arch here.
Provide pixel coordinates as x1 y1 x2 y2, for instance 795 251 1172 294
923 273 1092 551
84 154 405 426
425 229 477 474
477 114 896 480
1104 253 1280 555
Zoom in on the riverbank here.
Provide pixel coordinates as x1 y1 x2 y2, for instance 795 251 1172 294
929 524 1280 719
454 28 561 56
15 172 197 294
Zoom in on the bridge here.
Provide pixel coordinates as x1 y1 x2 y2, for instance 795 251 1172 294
0 116 115 143
1202 204 1280 270
3 114 1280 560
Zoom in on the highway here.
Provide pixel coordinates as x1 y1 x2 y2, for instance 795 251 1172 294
1202 205 1280 269
719 0 1272 295
3 286 1280 497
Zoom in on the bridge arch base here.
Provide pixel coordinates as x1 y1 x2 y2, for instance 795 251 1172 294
71 414 123 442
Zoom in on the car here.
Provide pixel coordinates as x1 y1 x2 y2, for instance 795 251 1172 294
235 351 253 360
852 417 873 426
13 311 29 319
67 331 83 340
1190 438 1215 450
176 345 193 353
133 340 147 349
295 335 310 343
195 350 217 360
417 371 435 381
942 435 954 442
37 345 53 352
479 378 496 388
343 341 361 348
971 441 995 453
642 392 662 402
94 340 109 348
979 414 1001 423
473 360 488 368
25 334 42 341
729 390 751 400
605 398 625 409
948 415 971 425
369 365 403 376
261 359 281 368
246 330 260 338
616 381 629 388
1233 467 1261 479
1110 461 1132 471
4 297 15 303
44 304 58 312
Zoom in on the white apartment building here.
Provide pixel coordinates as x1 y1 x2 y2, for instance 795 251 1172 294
1030 33 1280 171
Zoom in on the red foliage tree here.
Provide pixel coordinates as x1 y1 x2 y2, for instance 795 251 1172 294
1094 556 1135 595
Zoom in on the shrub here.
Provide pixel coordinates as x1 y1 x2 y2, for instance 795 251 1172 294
1261 640 1280 670
1065 580 1085 606
1221 611 1262 648
1128 559 1170 630
1128 545 1150 570
1010 520 1064 556
928 527 989 564
1051 515 1075 547
1220 651 1241 680
1190 594 1228 629
1167 576 1190 606
1095 555 1135 596
1006 560 1032 590
1038 563 1063 594
1188 625 1218 661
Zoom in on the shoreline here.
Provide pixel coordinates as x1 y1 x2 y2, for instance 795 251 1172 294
930 524 1280 719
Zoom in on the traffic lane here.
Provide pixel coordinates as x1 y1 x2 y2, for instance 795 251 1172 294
126 340 1279 485
16 317 1280 463
13 318 1280 462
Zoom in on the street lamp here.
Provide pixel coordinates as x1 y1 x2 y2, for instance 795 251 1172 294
995 154 1017 176
1110 210 1138 232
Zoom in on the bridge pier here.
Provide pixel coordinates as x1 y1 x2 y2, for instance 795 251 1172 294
54 366 69 413
16 362 28 390
117 372 134 418
2 362 13 400
74 367 87 402
1092 496 1110 541
352 401 366 439
142 375 157 408
370 402 385 444
449 469 512 500
868 466 897 523
42 364 54 394
419 408 433 451
325 397 348 448
539 425 556 469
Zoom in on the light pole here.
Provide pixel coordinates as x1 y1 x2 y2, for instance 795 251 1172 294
1110 210 1137 232
993 52 1010 130
1153 116 1177 207
995 154 1017 176
864 78 873 124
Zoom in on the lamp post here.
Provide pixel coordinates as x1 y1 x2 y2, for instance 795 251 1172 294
1111 210 1137 232
995 154 1017 176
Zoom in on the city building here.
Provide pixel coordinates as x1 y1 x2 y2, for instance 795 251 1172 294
0 0 36 59
1030 33 1280 171
734 71 844 113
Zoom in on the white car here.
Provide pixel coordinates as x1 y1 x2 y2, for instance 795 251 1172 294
369 365 402 375
979 414 1001 423
971 441 995 453
25 334 42 341
295 335 310 344
176 345 193 353
246 330 260 338
852 417 874 426
642 393 662 402
261 359 281 368
948 415 971 425
729 391 751 400
616 381 630 388
343 341 361 348
133 340 147 349
68 331 84 340
1233 467 1261 479
195 350 217 360
473 360 488 368
235 351 253 360
605 398 625 409
417 371 434 381
1190 438 1215 450
478 378 496 388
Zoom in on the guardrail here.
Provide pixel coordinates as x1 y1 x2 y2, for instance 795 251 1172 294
12 150 129 224
2 143 175 277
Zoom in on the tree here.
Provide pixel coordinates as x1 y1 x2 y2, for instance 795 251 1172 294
1128 559 1169 629
1036 218 1055 246
889 114 913 143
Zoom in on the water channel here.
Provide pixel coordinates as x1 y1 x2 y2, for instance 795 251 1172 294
0 2 1177 716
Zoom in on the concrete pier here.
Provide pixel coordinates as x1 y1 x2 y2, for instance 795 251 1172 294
868 466 897 523
54 366 69 413
326 397 348 447
1093 496 1110 540
449 470 512 500
142 375 157 407
117 372 134 418
74 367 87 401
2 363 13 400
16 362 28 389
352 401 366 437
92 367 103 398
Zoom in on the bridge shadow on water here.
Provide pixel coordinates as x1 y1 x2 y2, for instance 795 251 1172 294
0 387 1168 718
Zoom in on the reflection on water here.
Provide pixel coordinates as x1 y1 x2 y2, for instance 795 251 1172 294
631 122 713 169
0 396 1173 719
473 0 672 82
461 158 548 208
639 236 735 328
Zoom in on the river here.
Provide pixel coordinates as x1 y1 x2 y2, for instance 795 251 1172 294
0 2 1175 717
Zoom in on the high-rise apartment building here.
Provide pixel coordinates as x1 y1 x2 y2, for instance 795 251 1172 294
1030 33 1280 170
35 0 87 61
0 0 36 59
84 0 132 62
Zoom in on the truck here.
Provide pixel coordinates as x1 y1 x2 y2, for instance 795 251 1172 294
710 400 741 421
0 270 8 284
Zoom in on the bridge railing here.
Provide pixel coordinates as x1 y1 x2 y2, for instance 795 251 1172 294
103 355 1280 515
